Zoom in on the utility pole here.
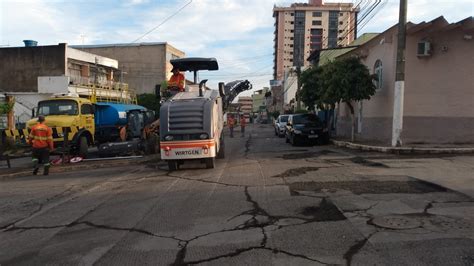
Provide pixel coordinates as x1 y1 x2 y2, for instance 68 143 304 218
295 48 302 111
392 0 407 147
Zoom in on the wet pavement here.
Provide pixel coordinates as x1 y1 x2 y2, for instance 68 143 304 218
1 124 473 265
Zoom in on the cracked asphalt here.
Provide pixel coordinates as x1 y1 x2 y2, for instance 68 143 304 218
1 124 474 265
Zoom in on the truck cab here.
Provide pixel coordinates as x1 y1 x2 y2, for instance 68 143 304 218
27 95 95 155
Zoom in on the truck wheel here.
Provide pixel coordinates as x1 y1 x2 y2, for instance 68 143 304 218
205 157 215 169
217 140 225 159
168 160 178 171
78 136 89 157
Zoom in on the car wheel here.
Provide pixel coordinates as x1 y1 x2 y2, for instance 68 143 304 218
205 157 215 169
78 136 89 158
292 135 299 146
168 160 178 171
217 141 225 159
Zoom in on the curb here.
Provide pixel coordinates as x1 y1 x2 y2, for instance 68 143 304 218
331 140 474 155
0 157 160 181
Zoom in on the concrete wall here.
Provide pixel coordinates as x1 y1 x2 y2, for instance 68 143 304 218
402 21 474 143
0 44 67 92
79 43 184 95
336 18 474 144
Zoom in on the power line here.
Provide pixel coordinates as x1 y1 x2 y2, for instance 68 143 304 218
130 0 193 44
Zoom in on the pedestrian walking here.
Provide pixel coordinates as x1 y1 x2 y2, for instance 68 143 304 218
228 115 235 138
28 115 54 175
240 116 246 137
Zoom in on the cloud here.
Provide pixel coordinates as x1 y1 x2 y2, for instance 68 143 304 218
1 0 472 95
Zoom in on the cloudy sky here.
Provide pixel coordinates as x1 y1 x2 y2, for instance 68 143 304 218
1 0 472 95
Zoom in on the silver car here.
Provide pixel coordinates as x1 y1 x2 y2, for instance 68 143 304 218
274 115 290 137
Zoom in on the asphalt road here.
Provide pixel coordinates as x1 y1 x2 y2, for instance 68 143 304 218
1 124 473 265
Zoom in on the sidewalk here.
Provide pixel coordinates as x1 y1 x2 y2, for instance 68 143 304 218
331 139 474 155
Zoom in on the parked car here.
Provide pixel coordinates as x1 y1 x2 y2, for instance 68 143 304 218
274 114 289 137
285 113 329 146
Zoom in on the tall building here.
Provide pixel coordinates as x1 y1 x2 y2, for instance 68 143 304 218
273 0 359 81
238 96 253 114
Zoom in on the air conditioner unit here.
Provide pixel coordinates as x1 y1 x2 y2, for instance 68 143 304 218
417 41 432 57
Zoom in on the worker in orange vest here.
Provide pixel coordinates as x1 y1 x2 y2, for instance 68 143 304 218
227 115 235 138
28 115 54 175
240 115 247 138
168 67 185 95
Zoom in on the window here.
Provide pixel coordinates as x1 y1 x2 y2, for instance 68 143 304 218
81 104 93 115
339 12 344 16
312 11 322 17
339 30 343 33
374 60 383 90
38 100 78 116
290 13 294 16
312 20 322 26
290 21 294 24
290 30 294 33
339 21 343 25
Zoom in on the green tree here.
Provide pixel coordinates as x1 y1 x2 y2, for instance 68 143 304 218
300 66 323 111
322 57 376 141
137 94 161 118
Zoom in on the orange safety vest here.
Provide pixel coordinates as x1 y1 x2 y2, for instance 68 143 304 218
240 117 246 127
168 73 185 91
29 123 54 150
228 117 235 127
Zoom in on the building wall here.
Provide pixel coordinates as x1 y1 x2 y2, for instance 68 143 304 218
402 23 474 143
0 44 67 92
79 43 184 95
336 19 474 144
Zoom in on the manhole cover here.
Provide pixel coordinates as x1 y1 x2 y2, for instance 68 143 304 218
370 215 421 230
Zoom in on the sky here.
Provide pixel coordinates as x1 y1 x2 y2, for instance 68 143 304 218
1 0 472 96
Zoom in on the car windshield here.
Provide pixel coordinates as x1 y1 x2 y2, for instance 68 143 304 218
292 114 321 126
280 116 289 123
38 100 78 116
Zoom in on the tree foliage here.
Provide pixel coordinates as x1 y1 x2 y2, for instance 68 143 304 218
300 56 376 110
0 101 14 115
300 56 376 141
137 94 160 118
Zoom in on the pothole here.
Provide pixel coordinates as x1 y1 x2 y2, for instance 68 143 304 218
369 215 422 230
350 157 389 168
298 199 346 221
289 180 447 195
281 150 336 160
272 167 319 178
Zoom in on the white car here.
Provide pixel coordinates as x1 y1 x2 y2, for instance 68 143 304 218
274 115 290 137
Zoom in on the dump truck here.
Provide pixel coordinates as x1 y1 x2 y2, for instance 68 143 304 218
160 58 225 170
25 93 155 157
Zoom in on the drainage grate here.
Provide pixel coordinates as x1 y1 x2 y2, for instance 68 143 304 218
289 180 447 195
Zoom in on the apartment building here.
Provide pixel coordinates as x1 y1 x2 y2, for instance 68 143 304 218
238 96 253 114
273 0 358 81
